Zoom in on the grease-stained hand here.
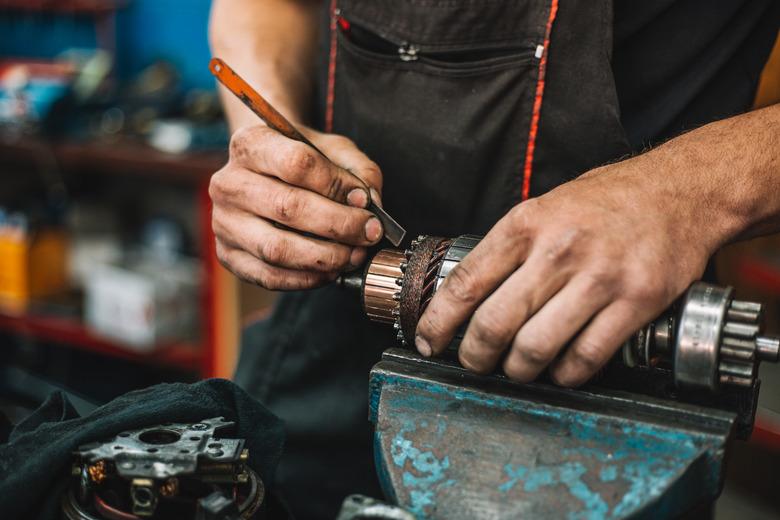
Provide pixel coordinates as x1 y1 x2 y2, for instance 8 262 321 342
415 156 718 387
210 124 384 290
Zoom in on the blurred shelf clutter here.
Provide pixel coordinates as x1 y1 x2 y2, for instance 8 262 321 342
0 0 237 407
0 53 228 152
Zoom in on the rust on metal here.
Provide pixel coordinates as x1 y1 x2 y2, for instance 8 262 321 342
399 236 447 343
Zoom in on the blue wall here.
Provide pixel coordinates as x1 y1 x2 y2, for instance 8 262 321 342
0 0 214 91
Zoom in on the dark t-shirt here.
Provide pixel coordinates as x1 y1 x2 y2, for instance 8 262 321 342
613 0 780 150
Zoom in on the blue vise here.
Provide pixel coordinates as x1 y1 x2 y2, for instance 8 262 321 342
369 348 755 519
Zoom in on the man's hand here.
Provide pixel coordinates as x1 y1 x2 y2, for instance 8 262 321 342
210 125 384 290
415 155 718 387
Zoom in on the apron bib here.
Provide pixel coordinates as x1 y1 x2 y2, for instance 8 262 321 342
235 2 631 517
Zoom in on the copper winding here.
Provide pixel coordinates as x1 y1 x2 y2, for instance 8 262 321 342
88 461 107 484
159 478 179 497
362 249 405 324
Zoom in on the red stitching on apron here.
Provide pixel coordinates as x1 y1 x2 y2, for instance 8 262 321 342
521 0 559 201
325 0 339 133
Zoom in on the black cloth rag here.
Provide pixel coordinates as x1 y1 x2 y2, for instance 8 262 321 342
0 378 285 520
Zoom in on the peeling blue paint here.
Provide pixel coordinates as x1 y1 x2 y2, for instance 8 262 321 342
600 465 617 482
500 462 609 520
371 366 730 519
390 420 455 517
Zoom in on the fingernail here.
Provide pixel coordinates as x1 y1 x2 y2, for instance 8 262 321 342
347 188 369 208
369 188 382 207
416 335 432 357
365 217 383 242
349 247 366 269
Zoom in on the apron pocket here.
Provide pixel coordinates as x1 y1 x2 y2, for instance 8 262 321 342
338 15 536 74
333 20 542 235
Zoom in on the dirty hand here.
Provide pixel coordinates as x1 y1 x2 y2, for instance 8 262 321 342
415 156 718 387
210 125 383 289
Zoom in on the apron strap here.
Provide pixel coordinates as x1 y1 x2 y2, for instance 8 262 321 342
325 0 339 133
521 0 559 202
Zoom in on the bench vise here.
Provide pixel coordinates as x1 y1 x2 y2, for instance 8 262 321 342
341 235 780 518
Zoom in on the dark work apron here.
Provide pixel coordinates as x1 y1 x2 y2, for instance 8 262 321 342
234 1 632 518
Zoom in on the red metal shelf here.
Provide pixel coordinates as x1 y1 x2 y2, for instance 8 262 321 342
753 408 780 451
737 256 780 295
0 137 225 378
0 137 225 184
0 312 202 373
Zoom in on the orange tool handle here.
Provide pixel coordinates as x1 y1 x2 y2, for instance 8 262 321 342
209 58 321 152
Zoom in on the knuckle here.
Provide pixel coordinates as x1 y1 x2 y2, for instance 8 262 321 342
285 146 318 180
229 126 253 160
256 273 279 291
518 197 541 214
513 198 539 222
520 343 553 366
208 176 220 201
208 168 233 202
305 271 329 288
249 262 281 290
329 211 359 240
443 263 480 305
515 331 555 365
504 202 536 239
543 228 584 263
568 338 605 374
330 134 355 148
210 210 226 238
259 237 289 266
458 350 490 374
325 171 346 200
470 310 513 348
271 188 302 223
361 162 383 187
580 268 615 300
316 246 347 271
502 357 528 381
215 242 231 269
627 270 668 304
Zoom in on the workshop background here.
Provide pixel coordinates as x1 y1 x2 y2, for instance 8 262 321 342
0 1 778 518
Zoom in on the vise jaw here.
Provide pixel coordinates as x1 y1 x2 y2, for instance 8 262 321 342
369 348 745 519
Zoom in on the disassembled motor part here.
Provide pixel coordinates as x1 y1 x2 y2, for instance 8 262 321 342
62 417 264 520
342 234 780 392
622 282 779 391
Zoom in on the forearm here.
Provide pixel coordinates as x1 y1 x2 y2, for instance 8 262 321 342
585 104 780 254
209 0 322 130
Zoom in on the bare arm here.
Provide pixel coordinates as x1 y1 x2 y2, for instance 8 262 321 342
417 103 780 386
210 0 321 128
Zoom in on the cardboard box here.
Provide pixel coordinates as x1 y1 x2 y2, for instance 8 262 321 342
84 256 201 351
